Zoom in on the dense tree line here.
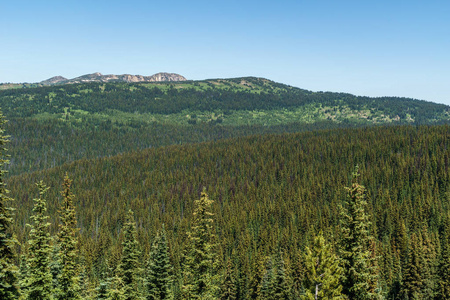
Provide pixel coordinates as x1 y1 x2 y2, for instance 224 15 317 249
5 117 358 176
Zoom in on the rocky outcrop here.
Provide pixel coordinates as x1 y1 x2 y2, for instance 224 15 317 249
40 72 186 85
40 76 68 85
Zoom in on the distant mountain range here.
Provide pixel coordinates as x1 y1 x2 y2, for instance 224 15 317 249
40 72 187 85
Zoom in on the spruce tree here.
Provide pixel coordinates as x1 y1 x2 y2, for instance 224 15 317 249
401 233 424 299
339 168 378 299
146 224 172 300
181 188 220 299
19 253 29 296
258 257 273 300
0 111 19 299
55 174 81 300
219 259 237 300
270 252 290 300
301 231 344 300
107 272 125 300
26 181 53 300
438 215 450 299
119 209 141 300
248 251 266 300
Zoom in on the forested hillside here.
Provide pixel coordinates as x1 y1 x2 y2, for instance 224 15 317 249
1 77 449 175
6 124 450 299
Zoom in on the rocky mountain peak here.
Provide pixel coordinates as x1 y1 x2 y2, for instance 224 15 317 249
40 72 186 85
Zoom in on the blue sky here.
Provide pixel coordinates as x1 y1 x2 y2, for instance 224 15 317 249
1 0 449 105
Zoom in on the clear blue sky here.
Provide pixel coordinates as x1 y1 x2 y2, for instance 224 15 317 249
1 0 449 105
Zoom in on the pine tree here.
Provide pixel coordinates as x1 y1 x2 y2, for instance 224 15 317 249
219 259 237 300
146 224 172 300
0 111 19 299
119 209 141 300
301 231 344 300
26 181 53 300
339 168 378 300
181 188 220 299
55 174 81 300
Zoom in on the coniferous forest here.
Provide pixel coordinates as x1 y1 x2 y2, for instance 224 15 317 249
1 80 450 299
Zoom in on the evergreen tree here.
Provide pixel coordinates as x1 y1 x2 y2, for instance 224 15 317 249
50 243 61 292
181 188 220 299
107 272 125 300
119 209 141 300
258 257 273 300
26 181 53 300
19 253 29 296
219 259 237 300
401 233 424 299
146 224 172 300
301 231 344 300
55 174 81 299
248 251 266 300
270 252 290 300
438 215 450 299
0 111 19 299
96 279 109 300
339 168 378 299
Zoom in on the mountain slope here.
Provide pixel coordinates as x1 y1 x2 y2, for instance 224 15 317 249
0 77 448 175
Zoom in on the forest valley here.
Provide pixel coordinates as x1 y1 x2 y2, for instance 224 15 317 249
0 78 449 299
0 111 449 299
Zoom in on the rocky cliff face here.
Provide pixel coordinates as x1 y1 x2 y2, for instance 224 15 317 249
40 72 186 85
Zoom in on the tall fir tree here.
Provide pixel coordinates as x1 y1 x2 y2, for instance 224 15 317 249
182 188 220 299
26 181 53 300
119 209 141 300
339 168 379 300
0 111 19 299
146 224 172 300
55 174 81 300
301 231 344 300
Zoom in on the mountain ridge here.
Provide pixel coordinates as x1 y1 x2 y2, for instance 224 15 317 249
39 72 187 85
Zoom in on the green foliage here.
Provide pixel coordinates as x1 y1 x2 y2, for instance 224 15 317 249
119 209 141 300
438 214 450 299
219 260 237 300
25 181 53 300
182 189 220 299
270 253 290 300
146 225 172 300
55 174 81 299
301 231 344 300
0 111 19 299
339 169 379 299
